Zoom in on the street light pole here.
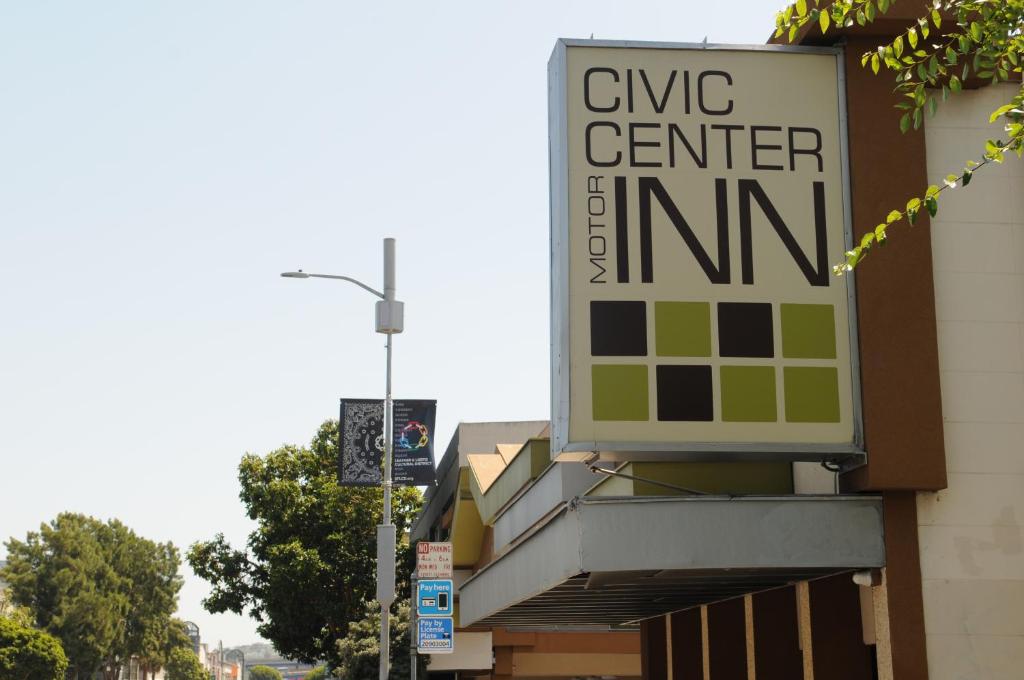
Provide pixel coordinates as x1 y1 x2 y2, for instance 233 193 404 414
376 237 401 680
281 237 404 680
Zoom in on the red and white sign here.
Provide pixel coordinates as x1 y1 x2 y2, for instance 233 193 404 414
416 541 453 579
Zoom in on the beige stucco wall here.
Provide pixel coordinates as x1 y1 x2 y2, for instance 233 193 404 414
920 82 1024 680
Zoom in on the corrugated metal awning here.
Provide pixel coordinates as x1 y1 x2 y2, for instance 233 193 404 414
458 495 884 627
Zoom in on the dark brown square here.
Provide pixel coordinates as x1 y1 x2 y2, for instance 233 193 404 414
656 365 713 421
718 302 774 358
591 301 647 356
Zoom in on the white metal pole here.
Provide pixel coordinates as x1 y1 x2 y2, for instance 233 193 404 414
380 331 393 680
379 237 397 680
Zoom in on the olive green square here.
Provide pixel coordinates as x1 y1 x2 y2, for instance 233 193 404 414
784 367 841 422
655 302 712 357
592 364 649 421
781 304 836 359
720 366 777 422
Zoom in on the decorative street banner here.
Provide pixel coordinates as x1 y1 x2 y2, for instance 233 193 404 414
392 399 438 486
339 399 384 486
548 40 862 460
339 399 437 486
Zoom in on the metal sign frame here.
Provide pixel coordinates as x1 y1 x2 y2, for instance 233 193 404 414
548 38 864 466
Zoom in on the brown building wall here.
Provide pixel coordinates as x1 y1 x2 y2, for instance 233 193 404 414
641 617 668 680
839 35 947 494
808 574 875 680
670 608 703 680
752 587 803 680
706 598 747 680
650 575 885 680
880 492 929 680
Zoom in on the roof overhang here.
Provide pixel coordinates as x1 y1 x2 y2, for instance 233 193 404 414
459 495 884 627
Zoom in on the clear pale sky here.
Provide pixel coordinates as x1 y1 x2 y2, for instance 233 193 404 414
0 0 781 648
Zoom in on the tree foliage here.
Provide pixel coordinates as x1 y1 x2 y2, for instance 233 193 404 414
334 600 426 680
249 665 285 680
1 513 182 679
142 618 194 679
774 0 1024 271
0 616 68 680
164 647 207 680
187 420 422 668
303 667 328 680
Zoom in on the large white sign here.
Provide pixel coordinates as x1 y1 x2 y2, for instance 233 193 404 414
416 541 453 579
549 40 862 460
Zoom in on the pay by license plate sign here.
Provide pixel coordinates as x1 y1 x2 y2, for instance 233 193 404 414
417 617 453 654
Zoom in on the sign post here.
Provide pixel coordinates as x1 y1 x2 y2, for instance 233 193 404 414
409 569 418 680
414 542 454 658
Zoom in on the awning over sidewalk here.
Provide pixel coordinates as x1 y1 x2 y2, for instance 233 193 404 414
458 495 884 627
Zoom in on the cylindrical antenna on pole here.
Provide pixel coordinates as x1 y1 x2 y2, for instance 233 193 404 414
383 237 396 301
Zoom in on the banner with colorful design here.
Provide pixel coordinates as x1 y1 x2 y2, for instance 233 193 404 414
339 399 437 486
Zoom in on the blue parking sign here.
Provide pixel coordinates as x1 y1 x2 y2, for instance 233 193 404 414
417 579 453 616
417 616 454 653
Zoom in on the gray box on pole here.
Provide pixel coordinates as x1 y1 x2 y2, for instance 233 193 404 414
376 524 396 606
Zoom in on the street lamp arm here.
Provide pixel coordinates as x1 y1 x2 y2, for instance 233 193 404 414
280 271 385 299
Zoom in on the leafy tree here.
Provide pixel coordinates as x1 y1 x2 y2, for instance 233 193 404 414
105 521 182 679
188 420 422 668
2 513 183 680
164 647 207 680
774 0 1024 271
3 514 129 678
249 665 284 680
0 616 68 680
334 600 426 680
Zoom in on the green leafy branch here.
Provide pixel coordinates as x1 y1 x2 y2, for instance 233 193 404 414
774 0 1024 273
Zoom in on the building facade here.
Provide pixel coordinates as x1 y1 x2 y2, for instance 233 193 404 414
412 8 1022 680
